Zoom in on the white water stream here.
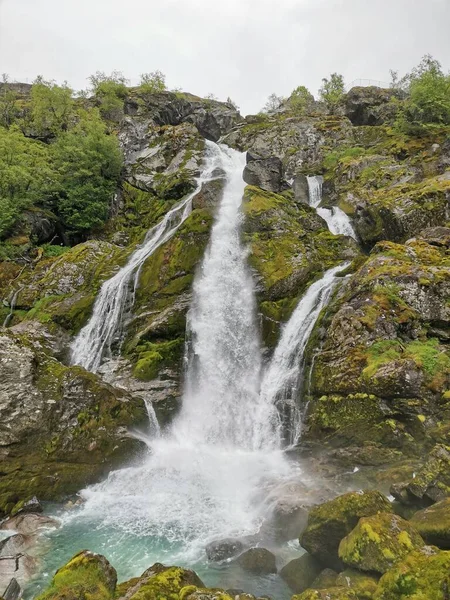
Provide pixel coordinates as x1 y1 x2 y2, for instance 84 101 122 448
71 141 226 372
260 263 348 446
307 175 357 240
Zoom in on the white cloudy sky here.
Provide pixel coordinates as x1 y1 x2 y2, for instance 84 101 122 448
1 0 449 115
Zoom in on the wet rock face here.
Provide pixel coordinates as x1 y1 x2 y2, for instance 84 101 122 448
0 326 146 517
206 538 244 562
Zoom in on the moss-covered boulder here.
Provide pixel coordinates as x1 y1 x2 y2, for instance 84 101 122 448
310 568 339 589
0 327 146 517
300 491 392 569
338 513 424 574
279 553 323 593
36 550 117 600
243 185 357 346
409 497 450 548
116 563 204 600
305 231 450 453
374 546 450 600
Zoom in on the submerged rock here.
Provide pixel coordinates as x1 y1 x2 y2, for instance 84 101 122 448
206 538 244 562
300 490 392 569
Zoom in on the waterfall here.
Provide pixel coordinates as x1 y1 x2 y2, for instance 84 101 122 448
307 176 357 240
63 144 290 567
71 141 225 372
174 145 281 450
260 264 348 445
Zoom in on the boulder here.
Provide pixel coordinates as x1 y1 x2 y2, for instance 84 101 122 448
35 550 117 600
236 548 277 575
344 86 399 126
409 497 450 548
243 155 287 193
115 563 204 599
375 546 450 599
206 538 244 562
280 553 323 593
338 512 424 574
300 491 392 569
23 209 58 244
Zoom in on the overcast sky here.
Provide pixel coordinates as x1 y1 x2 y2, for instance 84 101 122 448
1 0 449 115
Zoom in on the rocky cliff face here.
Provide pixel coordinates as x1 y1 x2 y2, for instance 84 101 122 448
0 84 449 519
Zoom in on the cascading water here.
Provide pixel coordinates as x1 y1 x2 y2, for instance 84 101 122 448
260 263 349 446
39 144 293 597
71 141 226 373
30 145 351 600
307 175 357 240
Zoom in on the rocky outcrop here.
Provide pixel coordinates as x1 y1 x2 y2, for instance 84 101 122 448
243 185 358 346
305 230 450 453
0 326 146 517
344 86 399 126
243 153 287 193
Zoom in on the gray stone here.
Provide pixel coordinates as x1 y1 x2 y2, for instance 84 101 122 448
280 553 323 593
243 155 287 193
206 538 244 562
236 548 277 575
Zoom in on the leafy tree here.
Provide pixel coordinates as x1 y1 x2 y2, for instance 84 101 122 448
51 110 122 233
288 85 314 114
139 70 166 93
263 93 284 112
319 73 345 113
0 126 55 238
88 71 128 120
30 77 74 136
404 55 450 130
